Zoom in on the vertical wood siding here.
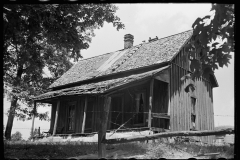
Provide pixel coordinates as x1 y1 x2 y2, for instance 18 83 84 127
170 41 215 143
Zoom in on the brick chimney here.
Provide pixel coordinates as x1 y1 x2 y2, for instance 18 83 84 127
124 34 134 49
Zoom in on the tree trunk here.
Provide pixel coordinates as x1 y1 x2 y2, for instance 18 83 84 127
5 96 18 140
5 66 23 140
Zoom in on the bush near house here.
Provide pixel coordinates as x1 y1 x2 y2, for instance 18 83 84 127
11 131 22 141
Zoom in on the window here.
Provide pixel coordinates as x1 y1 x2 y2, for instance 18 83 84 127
134 93 145 125
67 102 76 131
191 97 196 130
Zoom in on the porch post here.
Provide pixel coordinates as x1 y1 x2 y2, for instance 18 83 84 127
81 96 88 133
98 96 111 158
168 83 170 116
53 100 60 136
31 101 37 140
148 79 154 128
168 83 171 130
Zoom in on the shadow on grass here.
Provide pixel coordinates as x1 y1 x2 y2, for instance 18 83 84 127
4 140 99 159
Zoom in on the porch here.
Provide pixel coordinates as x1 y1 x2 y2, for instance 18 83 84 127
32 66 170 139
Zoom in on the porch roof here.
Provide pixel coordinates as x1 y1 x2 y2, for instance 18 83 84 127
34 65 169 101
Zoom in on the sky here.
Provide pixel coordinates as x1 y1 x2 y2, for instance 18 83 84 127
3 3 234 140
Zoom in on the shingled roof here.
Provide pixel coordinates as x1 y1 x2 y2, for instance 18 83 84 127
49 30 193 89
35 66 169 101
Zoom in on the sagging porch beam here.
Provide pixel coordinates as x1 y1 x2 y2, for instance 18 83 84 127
53 100 60 136
148 78 154 128
31 101 37 140
98 96 111 158
81 96 88 133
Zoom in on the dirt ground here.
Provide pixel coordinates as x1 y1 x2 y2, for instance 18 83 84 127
68 141 212 159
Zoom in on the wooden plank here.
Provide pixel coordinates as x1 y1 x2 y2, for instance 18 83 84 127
187 78 191 130
148 79 154 128
206 82 209 143
151 127 169 133
98 96 111 158
176 64 179 131
92 97 95 132
81 96 88 133
184 70 188 131
77 98 83 133
181 50 184 68
209 83 213 143
201 78 204 142
102 128 234 144
152 113 170 119
178 65 182 131
197 78 201 141
172 64 176 131
180 67 184 131
50 103 54 131
208 83 212 144
203 80 207 143
207 84 211 143
185 69 188 131
210 86 214 143
169 65 173 131
208 82 211 143
174 64 178 131
53 100 60 136
170 65 173 131
173 64 176 131
180 68 185 131
168 83 170 116
31 101 37 139
198 78 201 141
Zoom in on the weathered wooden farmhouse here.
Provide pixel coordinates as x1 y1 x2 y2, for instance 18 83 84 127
34 30 218 143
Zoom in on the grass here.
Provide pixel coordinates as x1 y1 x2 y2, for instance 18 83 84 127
4 138 234 159
4 140 99 159
4 140 148 159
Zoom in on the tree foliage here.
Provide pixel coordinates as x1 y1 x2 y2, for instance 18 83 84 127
11 131 22 141
3 4 125 140
182 4 234 83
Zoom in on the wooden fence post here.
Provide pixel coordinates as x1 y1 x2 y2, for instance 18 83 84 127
53 100 60 136
31 101 37 140
81 96 88 133
98 96 111 158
